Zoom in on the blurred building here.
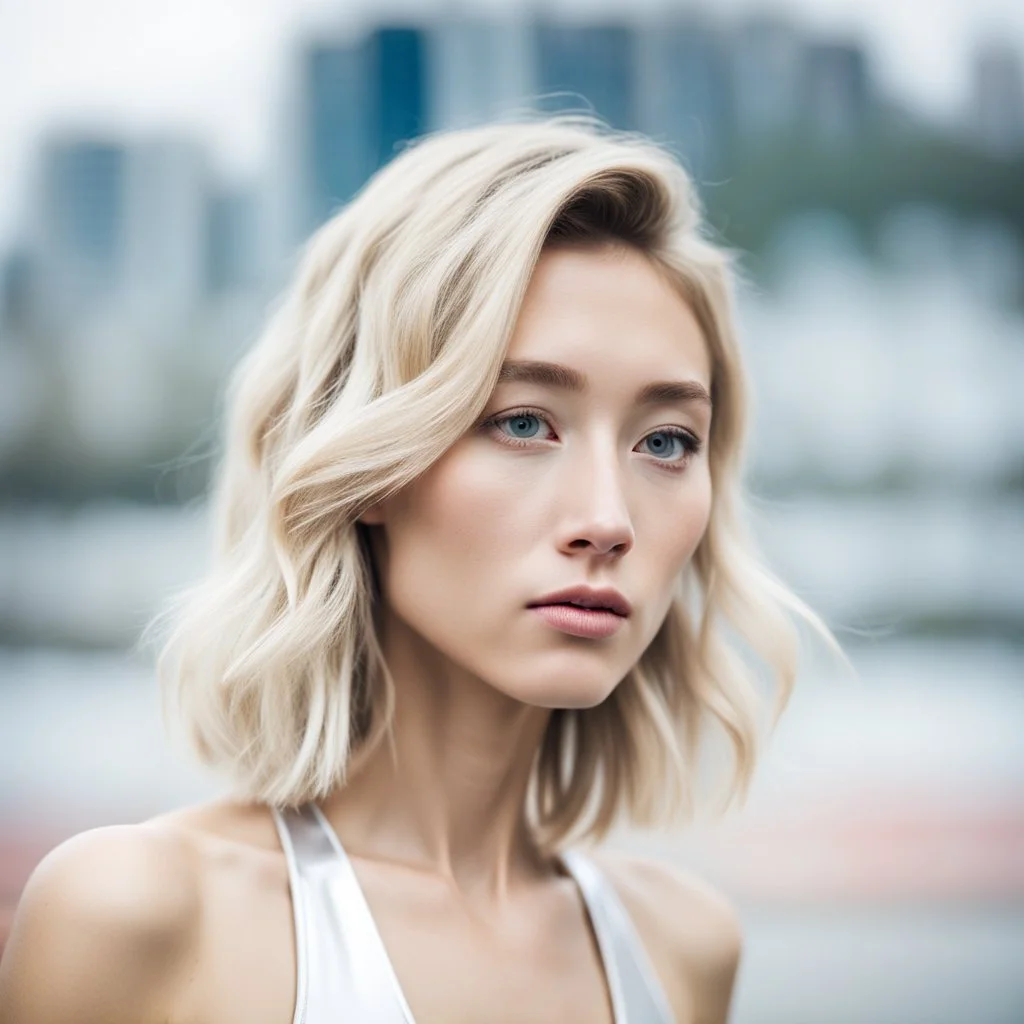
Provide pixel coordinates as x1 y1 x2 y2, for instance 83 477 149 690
637 14 735 178
29 132 211 331
9 10 1023 357
118 134 210 318
731 15 805 143
369 26 428 170
299 24 427 238
206 183 265 296
803 41 871 145
31 135 128 330
969 41 1024 155
301 37 374 236
534 21 637 130
0 245 45 466
0 249 35 340
428 12 533 130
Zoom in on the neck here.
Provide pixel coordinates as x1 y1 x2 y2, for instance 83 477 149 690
319 614 555 898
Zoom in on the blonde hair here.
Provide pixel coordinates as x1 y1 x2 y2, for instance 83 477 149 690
152 116 841 851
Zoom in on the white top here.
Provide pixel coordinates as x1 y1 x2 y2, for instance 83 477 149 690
271 802 676 1024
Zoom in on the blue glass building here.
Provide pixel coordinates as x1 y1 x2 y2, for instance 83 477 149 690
301 27 426 234
35 137 127 323
369 27 427 169
428 14 532 131
0 248 34 337
534 22 637 131
206 185 262 295
638 18 735 179
303 39 373 232
803 42 870 144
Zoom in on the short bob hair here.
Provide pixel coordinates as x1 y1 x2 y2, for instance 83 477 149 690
153 115 839 852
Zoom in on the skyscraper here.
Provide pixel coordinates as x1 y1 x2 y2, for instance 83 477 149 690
299 25 428 237
731 15 804 143
302 38 373 234
534 21 637 131
970 41 1024 155
637 15 735 178
119 134 210 316
428 13 533 131
0 249 34 339
803 41 870 145
33 136 127 327
206 183 264 296
369 26 427 169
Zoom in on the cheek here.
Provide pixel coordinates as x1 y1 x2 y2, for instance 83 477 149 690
686 475 713 550
383 448 529 599
637 473 711 643
375 450 543 681
656 469 712 573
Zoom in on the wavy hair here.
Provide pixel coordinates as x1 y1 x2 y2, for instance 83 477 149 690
151 116 842 851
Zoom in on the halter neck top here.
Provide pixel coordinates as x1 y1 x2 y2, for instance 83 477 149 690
271 803 675 1024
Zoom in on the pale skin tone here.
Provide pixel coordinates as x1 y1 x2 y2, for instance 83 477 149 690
0 243 742 1023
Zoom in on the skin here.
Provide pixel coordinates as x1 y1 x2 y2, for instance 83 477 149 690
0 243 742 1024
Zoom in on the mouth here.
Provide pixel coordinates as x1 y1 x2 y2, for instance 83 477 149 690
527 586 632 618
535 600 624 615
529 603 626 639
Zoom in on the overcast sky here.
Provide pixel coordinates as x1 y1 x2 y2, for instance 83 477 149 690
1 0 1023 247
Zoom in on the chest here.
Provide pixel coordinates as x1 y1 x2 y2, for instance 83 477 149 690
173 855 617 1024
353 868 617 1024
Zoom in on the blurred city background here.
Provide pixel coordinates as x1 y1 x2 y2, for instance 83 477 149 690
1 1 1023 1021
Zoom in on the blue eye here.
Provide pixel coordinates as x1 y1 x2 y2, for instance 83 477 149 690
640 431 695 461
484 407 702 472
503 413 543 439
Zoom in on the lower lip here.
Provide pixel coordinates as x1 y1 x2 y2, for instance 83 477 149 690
530 604 626 639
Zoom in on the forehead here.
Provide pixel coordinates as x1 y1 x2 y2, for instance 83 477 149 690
506 244 711 387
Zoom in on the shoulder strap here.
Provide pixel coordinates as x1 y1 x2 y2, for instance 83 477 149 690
272 803 416 1024
561 850 676 1024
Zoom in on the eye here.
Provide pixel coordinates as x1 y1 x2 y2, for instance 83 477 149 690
483 408 703 471
496 411 548 441
637 429 702 465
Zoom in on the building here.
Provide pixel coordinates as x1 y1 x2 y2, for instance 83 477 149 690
30 131 212 328
301 37 374 235
118 133 211 316
803 41 871 145
428 12 534 131
32 135 128 329
534 21 637 130
299 24 427 238
206 182 264 296
369 26 427 170
637 14 735 178
970 41 1024 155
731 15 805 144
0 248 35 339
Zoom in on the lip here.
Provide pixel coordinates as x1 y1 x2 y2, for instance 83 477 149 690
531 604 625 639
527 585 632 618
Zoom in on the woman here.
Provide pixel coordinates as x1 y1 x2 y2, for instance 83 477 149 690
0 117 838 1023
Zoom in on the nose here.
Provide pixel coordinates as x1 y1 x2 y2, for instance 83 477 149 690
556 438 635 558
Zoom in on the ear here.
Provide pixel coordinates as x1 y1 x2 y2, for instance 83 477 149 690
357 502 385 526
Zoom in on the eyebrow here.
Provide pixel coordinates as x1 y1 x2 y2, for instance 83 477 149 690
496 360 712 409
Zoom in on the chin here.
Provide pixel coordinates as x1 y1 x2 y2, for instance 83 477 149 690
502 673 622 711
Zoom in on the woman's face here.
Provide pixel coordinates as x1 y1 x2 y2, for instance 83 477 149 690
360 243 713 709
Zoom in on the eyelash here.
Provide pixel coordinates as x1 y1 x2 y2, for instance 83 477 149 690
481 407 703 472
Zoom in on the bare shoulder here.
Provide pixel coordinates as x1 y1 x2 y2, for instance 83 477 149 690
0 820 202 1024
592 849 743 1024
